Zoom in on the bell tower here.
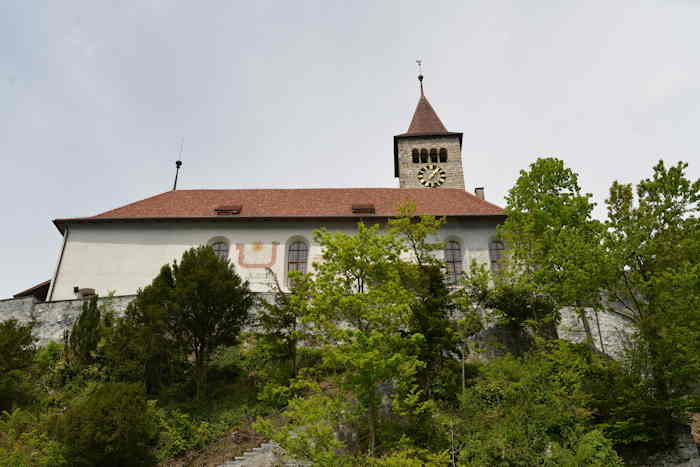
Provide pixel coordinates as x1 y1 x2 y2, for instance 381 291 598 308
393 73 465 190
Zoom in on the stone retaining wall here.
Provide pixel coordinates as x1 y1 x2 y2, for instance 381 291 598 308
0 295 135 345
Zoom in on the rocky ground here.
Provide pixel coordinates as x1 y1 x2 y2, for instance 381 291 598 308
161 424 266 467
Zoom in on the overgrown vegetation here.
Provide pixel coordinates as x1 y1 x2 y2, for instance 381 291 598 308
0 159 697 466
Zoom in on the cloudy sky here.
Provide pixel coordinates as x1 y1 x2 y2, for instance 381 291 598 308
1 1 699 299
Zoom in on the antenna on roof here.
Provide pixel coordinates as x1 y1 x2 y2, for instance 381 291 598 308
416 59 424 95
173 138 183 190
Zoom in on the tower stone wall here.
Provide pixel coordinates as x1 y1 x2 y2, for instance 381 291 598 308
397 135 465 189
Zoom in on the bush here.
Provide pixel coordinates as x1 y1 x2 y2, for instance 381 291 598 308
0 320 37 411
51 382 158 466
0 409 67 467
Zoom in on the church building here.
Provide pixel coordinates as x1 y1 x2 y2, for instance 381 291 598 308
44 76 505 302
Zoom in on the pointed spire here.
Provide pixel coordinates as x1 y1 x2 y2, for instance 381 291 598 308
403 62 449 135
405 89 449 135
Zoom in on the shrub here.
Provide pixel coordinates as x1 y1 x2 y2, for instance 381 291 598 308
0 409 67 467
0 320 37 410
51 382 158 466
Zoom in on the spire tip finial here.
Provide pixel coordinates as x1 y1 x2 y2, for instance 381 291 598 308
416 59 424 95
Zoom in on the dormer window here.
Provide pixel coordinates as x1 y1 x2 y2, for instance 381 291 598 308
214 205 242 215
412 149 420 163
439 148 447 162
430 148 438 163
352 204 375 214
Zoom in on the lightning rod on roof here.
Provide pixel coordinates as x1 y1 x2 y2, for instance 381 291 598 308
416 59 424 95
173 160 182 190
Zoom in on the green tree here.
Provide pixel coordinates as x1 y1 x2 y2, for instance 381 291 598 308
601 160 700 438
51 382 158 467
456 341 622 466
388 204 458 400
165 246 254 399
66 296 101 367
255 269 312 382
0 320 37 410
497 157 605 341
301 223 424 455
102 266 184 394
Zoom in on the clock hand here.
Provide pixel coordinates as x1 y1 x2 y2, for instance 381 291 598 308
429 168 440 179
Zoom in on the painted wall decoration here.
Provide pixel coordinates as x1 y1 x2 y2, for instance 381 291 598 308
236 241 279 268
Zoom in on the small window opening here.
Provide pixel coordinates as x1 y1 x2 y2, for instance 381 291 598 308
430 148 438 163
420 149 428 163
439 148 448 162
412 149 420 163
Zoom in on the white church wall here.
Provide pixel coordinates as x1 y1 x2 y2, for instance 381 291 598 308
50 217 500 301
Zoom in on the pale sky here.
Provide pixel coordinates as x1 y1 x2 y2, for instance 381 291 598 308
1 1 699 299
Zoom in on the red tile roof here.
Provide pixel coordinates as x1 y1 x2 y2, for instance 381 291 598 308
53 188 503 232
403 94 449 135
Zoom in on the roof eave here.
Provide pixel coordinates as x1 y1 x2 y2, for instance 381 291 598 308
54 212 505 228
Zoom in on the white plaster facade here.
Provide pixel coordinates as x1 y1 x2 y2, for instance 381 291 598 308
49 217 501 301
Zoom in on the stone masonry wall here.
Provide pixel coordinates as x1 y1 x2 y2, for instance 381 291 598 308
0 295 135 345
397 135 465 189
2 293 635 356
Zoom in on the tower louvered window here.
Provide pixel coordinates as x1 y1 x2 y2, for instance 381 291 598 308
439 148 447 162
412 149 420 163
430 148 438 162
420 149 428 163
287 241 309 276
444 240 462 284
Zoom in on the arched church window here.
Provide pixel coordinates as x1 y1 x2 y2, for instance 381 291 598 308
412 149 420 163
287 241 309 281
489 240 505 272
430 148 438 163
420 149 428 163
211 241 229 261
439 148 448 162
444 240 462 284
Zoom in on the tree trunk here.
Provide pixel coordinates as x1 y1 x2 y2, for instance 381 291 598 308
368 398 377 457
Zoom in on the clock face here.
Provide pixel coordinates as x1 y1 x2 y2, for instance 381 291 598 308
417 164 446 188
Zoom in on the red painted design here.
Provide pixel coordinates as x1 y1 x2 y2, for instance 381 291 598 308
236 242 279 268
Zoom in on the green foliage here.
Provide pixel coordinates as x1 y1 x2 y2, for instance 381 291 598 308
101 273 186 394
102 246 255 399
255 389 351 464
66 296 101 367
456 340 617 465
300 222 430 455
255 270 312 382
0 319 37 411
50 382 158 467
154 407 215 460
0 409 67 467
167 246 255 399
602 160 700 423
